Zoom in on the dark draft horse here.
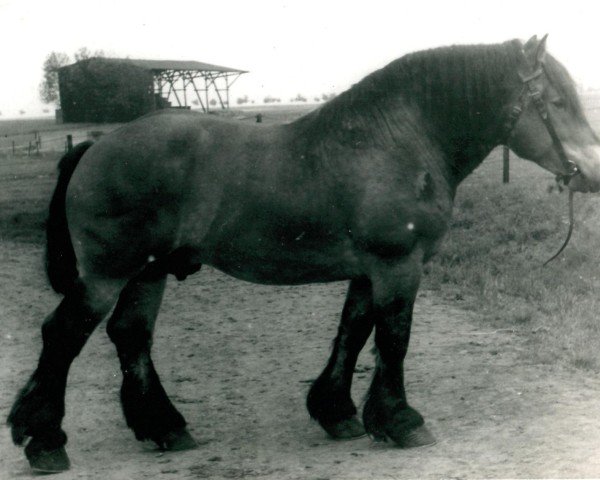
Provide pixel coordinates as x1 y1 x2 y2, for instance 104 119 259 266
8 36 600 472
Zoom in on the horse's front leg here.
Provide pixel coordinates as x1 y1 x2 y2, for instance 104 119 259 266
363 248 436 447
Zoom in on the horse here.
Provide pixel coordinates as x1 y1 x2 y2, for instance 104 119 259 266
8 35 600 473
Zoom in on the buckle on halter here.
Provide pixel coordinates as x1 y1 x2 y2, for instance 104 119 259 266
558 163 580 185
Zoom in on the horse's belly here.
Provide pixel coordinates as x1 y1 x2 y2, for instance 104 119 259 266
203 236 361 285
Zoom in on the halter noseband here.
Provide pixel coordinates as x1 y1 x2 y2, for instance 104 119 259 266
504 54 580 184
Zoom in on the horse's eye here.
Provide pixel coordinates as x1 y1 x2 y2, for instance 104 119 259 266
551 98 567 109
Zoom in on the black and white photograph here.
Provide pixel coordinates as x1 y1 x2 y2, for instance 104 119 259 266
2 1 600 478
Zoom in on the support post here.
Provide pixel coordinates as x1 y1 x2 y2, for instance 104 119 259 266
205 76 209 112
503 146 510 184
67 134 73 153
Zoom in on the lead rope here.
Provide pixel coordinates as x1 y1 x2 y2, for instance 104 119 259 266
543 189 575 266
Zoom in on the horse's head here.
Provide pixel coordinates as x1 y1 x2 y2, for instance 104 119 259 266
506 35 600 192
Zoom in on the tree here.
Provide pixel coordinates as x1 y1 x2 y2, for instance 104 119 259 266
39 52 70 105
263 96 281 104
74 47 105 62
39 48 105 106
292 93 307 103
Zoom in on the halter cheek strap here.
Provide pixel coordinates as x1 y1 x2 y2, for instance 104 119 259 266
505 56 580 184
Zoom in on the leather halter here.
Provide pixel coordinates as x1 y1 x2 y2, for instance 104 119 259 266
504 54 580 184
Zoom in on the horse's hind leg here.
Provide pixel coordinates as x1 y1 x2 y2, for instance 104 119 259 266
106 261 198 451
307 277 374 439
8 276 123 473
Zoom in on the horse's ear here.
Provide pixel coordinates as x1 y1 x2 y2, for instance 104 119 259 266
536 34 548 64
524 35 538 50
523 34 548 66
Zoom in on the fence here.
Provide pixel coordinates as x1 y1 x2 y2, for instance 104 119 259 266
0 127 115 157
0 133 67 156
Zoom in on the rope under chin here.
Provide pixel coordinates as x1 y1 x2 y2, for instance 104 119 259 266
543 189 575 266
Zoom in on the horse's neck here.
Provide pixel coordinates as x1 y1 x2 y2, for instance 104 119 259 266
427 104 508 186
395 51 516 186
294 44 518 187
372 93 506 187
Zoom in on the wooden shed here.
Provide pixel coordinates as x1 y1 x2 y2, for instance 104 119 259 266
58 58 247 123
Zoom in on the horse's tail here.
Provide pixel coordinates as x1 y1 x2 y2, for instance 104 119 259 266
46 141 94 294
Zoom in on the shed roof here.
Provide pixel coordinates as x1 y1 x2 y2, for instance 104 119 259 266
122 59 247 73
61 58 247 73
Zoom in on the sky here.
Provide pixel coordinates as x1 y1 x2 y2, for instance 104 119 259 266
1 0 600 118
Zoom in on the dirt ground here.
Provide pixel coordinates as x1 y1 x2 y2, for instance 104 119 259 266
2 240 600 479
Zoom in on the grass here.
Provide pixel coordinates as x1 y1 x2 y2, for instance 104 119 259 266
3 100 600 372
424 149 600 371
0 153 58 243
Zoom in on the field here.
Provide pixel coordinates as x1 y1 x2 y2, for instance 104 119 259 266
2 100 600 478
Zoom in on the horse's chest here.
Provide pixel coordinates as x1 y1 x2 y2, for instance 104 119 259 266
352 177 452 260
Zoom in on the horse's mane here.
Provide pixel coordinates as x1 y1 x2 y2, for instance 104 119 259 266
294 40 581 150
342 40 520 117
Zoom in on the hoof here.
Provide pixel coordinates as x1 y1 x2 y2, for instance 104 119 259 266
321 416 366 440
159 427 198 451
389 425 436 449
25 443 70 474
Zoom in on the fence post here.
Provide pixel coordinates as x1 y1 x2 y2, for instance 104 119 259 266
503 146 510 184
28 141 32 157
66 134 73 152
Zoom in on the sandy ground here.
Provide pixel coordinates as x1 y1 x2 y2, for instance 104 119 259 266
2 240 600 479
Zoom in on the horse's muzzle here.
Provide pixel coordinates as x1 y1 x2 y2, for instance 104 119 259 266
568 173 600 193
564 144 600 193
